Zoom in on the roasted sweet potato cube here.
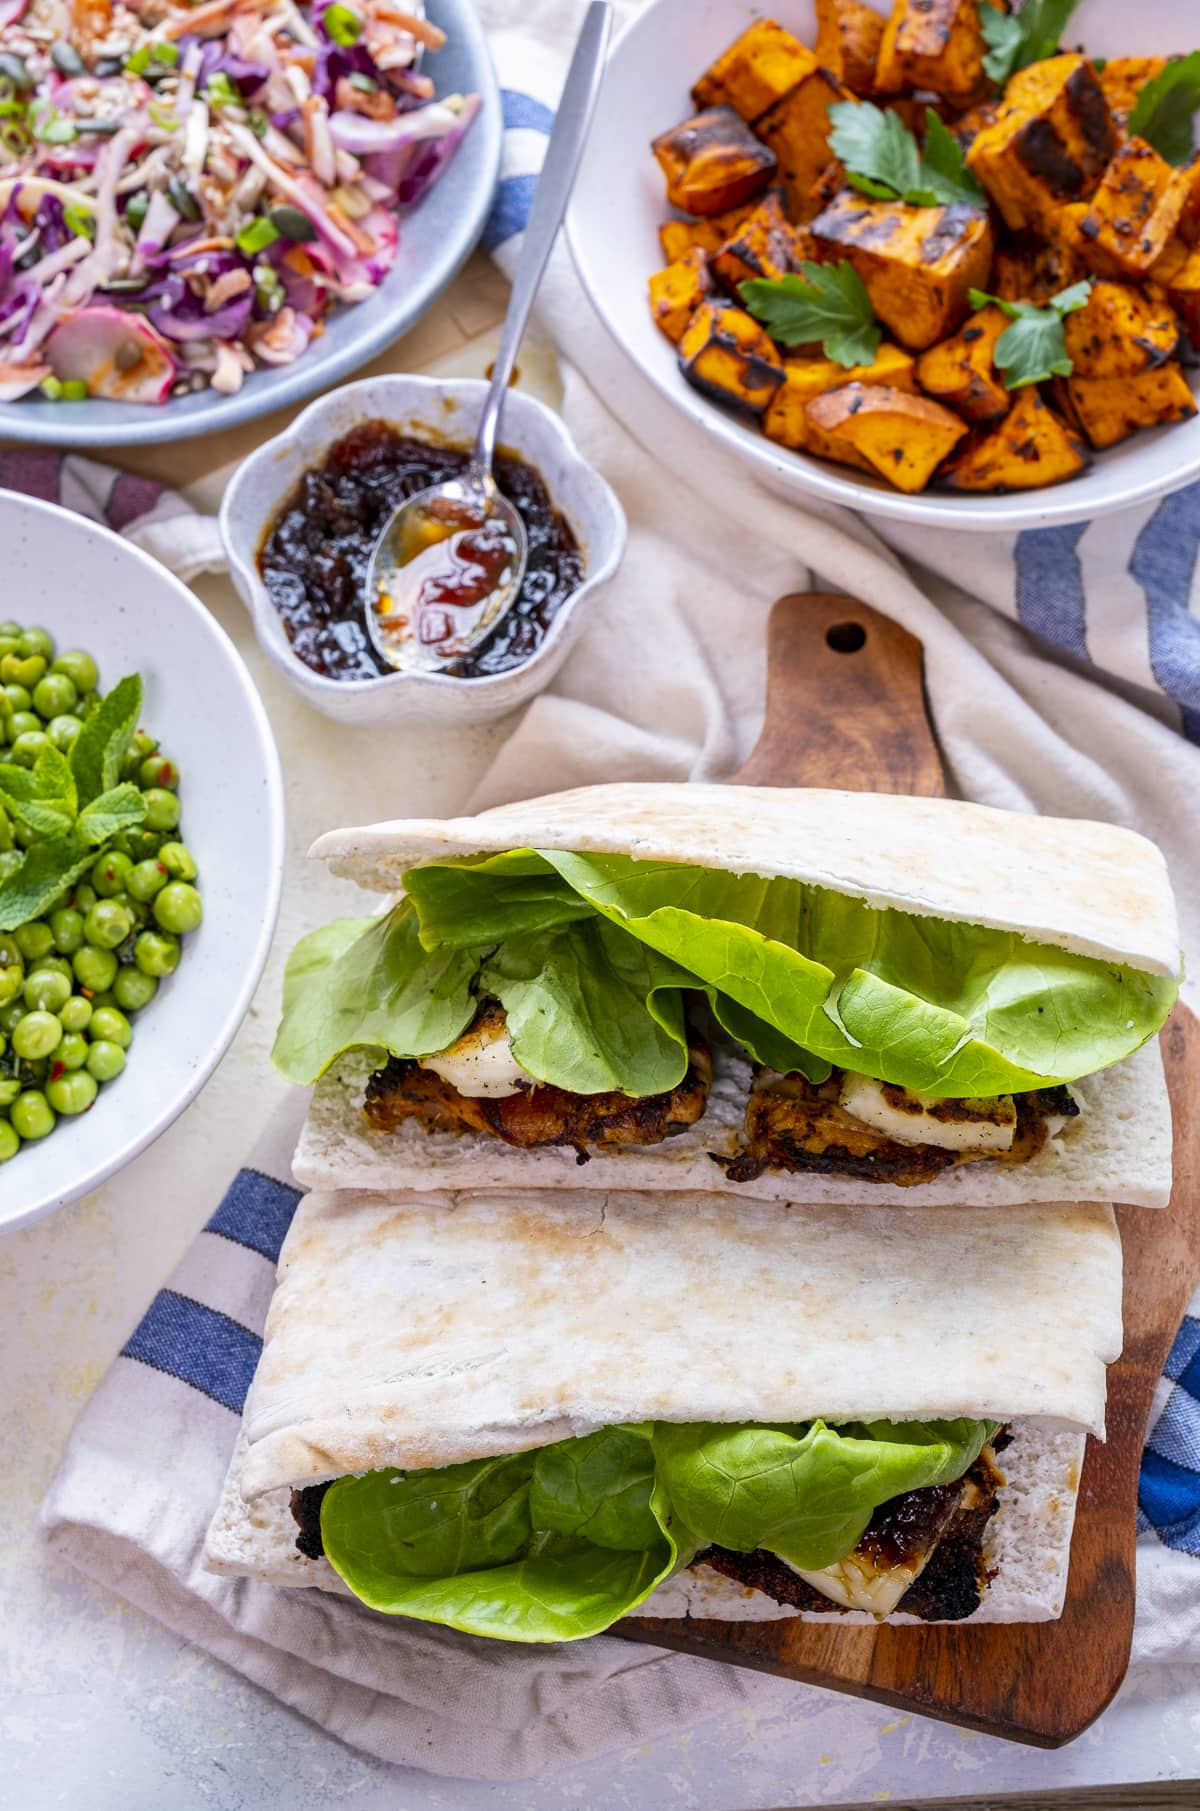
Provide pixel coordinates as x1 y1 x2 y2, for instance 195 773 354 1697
652 108 777 217
1181 160 1200 246
804 383 967 490
678 300 785 414
1096 57 1166 130
1076 138 1193 279
1062 281 1180 377
1166 245 1200 341
756 69 855 222
952 99 1001 152
1064 362 1197 448
990 229 1087 305
658 201 764 263
938 390 1090 491
648 249 714 344
810 193 994 349
875 0 991 107
711 191 813 291
1148 235 1192 291
764 343 917 450
967 55 1118 234
915 307 1010 423
692 19 818 122
815 0 885 94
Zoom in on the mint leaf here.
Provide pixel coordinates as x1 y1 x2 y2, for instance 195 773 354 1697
968 280 1092 387
2 798 75 840
1127 52 1200 165
981 0 1082 86
69 672 142 806
30 742 76 811
829 100 921 199
0 836 97 931
76 782 147 847
740 261 882 368
828 101 985 209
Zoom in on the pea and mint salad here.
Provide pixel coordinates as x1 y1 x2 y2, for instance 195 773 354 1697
0 623 202 1161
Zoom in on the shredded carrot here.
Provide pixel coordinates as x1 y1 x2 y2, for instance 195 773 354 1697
326 200 376 256
373 7 446 49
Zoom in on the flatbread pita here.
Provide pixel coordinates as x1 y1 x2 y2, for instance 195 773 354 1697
310 785 1180 978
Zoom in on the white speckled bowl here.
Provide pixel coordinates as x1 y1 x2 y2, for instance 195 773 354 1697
221 375 627 724
0 493 284 1233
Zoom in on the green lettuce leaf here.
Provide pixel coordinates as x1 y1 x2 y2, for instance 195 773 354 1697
319 1418 992 1642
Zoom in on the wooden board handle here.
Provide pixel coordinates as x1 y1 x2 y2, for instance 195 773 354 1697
734 593 945 798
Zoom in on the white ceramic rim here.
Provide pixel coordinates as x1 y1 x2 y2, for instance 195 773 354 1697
565 0 1200 532
5 496 286 1233
220 373 627 702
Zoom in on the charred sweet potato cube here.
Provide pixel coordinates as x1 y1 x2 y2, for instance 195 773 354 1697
805 383 967 490
1076 138 1193 279
756 69 855 222
810 192 994 349
764 343 917 450
678 300 786 413
938 389 1090 490
1096 57 1166 131
649 249 714 343
815 0 885 94
952 99 1001 153
692 19 818 122
1181 161 1200 246
1062 281 1180 376
1148 235 1192 291
915 307 1010 423
875 0 992 107
990 229 1087 304
1163 245 1200 341
1064 362 1197 448
967 55 1118 234
652 108 777 217
711 191 813 291
658 201 763 263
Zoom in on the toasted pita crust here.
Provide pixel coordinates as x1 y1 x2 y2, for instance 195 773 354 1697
237 1188 1121 1501
204 1422 1084 1627
292 1036 1172 1209
310 785 1180 978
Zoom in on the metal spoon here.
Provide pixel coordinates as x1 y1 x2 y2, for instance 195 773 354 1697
366 0 613 675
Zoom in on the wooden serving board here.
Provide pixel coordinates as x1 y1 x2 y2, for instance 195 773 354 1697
620 591 1200 1749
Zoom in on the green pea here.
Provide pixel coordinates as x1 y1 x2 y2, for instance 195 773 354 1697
91 851 133 898
134 930 179 977
0 1001 22 1036
0 652 46 688
130 728 157 758
152 882 202 936
23 969 71 1013
0 1121 18 1161
141 788 181 833
84 900 133 949
47 1069 97 1115
9 712 40 741
87 989 117 1012
85 1041 125 1084
157 842 198 882
113 967 157 1012
18 628 54 662
50 907 84 955
32 672 77 720
10 729 49 767
3 684 30 712
13 1010 63 1060
0 965 23 1007
90 1006 132 1048
139 753 178 790
11 1091 54 1139
14 922 53 961
58 1031 90 1070
32 956 71 980
47 713 82 751
128 859 169 902
59 995 92 1033
0 936 20 968
73 945 118 993
52 649 98 692
72 884 97 915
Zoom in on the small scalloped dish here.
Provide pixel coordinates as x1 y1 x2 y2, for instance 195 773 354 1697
221 374 627 725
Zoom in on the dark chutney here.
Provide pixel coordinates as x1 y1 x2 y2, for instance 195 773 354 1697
258 422 586 680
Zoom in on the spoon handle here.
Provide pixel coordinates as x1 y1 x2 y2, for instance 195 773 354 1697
472 0 613 478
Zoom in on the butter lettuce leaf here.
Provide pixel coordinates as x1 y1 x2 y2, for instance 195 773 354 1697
319 1418 992 1642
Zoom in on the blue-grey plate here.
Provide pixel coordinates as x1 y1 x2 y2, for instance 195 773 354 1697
0 0 501 449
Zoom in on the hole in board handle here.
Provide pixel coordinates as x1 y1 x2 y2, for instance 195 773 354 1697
826 621 867 654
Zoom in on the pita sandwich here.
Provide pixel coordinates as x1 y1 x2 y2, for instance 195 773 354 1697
274 786 1179 1207
206 1185 1122 1639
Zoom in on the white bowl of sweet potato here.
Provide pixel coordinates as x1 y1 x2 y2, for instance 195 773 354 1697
566 0 1200 527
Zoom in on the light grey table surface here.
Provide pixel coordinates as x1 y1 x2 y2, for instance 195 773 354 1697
7 279 1200 1811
